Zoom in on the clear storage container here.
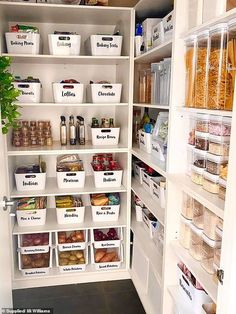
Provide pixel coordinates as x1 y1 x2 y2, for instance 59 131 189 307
179 216 192 249
191 165 204 185
219 178 227 200
209 116 232 136
193 148 207 169
207 24 229 110
195 113 209 132
139 69 151 103
206 153 228 175
194 31 210 109
187 145 194 175
209 135 230 156
195 131 209 151
220 163 228 180
193 199 204 229
189 223 204 261
188 115 196 145
201 234 221 274
203 208 221 240
202 171 219 194
185 35 197 108
181 193 194 220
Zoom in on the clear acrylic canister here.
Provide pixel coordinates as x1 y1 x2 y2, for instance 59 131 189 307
185 35 197 108
194 30 209 109
192 198 204 229
201 233 221 275
181 192 194 220
189 223 204 261
179 215 192 249
207 23 229 110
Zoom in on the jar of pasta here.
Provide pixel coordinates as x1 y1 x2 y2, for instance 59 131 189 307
194 30 210 109
185 35 197 108
209 135 230 156
193 199 204 229
181 192 194 220
189 223 204 261
207 23 229 110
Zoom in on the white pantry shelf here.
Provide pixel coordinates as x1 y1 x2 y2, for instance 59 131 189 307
13 207 127 235
7 141 128 156
132 146 166 177
169 174 224 219
133 103 170 109
168 286 192 314
134 40 172 63
177 107 233 117
131 179 165 226
10 176 127 198
15 103 129 107
171 241 218 303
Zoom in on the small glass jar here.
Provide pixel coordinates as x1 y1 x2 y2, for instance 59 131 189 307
209 135 230 156
179 215 192 249
195 131 209 150
181 192 194 220
191 165 204 185
185 35 197 108
193 199 204 229
193 148 207 169
209 116 232 136
202 171 219 194
203 208 221 240
189 223 204 261
206 153 228 175
30 121 37 127
38 137 45 146
219 178 227 200
22 120 29 127
195 113 209 133
201 234 221 275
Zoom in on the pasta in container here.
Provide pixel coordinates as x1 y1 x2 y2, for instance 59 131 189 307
227 18 236 111
185 35 197 108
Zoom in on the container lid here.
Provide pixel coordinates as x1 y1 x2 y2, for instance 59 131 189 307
185 34 197 43
192 164 204 175
180 214 192 225
203 170 219 183
190 222 203 235
150 176 165 184
209 134 231 143
196 113 209 120
228 17 236 28
195 131 209 139
215 226 223 238
197 29 209 39
206 153 228 163
219 177 227 188
194 148 207 157
209 23 228 33
187 144 194 151
202 233 221 248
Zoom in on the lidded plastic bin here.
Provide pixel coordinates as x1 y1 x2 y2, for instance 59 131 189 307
194 31 210 109
209 116 232 136
179 215 192 249
193 148 207 169
181 193 194 220
195 114 209 133
201 233 221 274
185 35 197 108
195 131 209 151
202 171 219 194
219 178 227 200
206 153 228 175
191 165 204 185
192 199 204 229
207 23 229 110
203 208 221 241
209 135 230 156
189 223 204 261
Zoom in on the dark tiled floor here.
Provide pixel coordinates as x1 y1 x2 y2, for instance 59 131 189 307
13 280 145 314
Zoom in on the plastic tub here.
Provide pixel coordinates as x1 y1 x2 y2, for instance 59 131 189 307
193 148 207 169
195 114 209 132
209 135 230 156
191 165 204 185
195 131 209 151
87 84 122 103
139 130 152 153
13 82 41 103
185 35 197 108
150 176 166 208
15 172 46 192
189 223 204 261
193 199 204 229
181 193 194 220
203 208 221 241
91 245 123 271
48 34 81 55
53 83 84 104
91 228 122 249
6 32 40 54
92 167 123 188
209 116 232 136
219 178 227 200
56 206 85 224
202 171 219 194
56 171 85 189
91 203 120 222
133 161 145 184
201 233 221 274
206 153 228 175
56 248 87 273
91 127 120 146
85 35 123 56
179 216 192 249
18 233 51 254
56 230 87 251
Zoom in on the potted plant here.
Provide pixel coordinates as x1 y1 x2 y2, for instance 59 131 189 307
0 56 21 134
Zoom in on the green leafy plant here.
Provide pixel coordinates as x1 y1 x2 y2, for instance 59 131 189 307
0 56 21 134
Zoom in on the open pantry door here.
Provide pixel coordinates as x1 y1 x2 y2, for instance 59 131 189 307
0 115 13 308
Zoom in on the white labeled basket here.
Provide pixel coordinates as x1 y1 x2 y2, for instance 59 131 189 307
152 21 164 48
139 130 152 154
5 32 40 54
142 209 159 239
133 161 145 184
13 82 41 103
55 230 87 251
85 35 123 56
150 177 166 208
91 203 120 222
56 206 85 224
16 208 46 227
91 127 120 146
141 169 153 194
56 248 88 273
91 228 123 249
91 245 123 271
56 171 85 189
53 83 84 103
17 232 51 254
15 172 46 192
48 34 81 55
92 167 123 188
87 84 122 103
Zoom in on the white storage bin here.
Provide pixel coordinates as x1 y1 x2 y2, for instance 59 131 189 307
55 230 87 251
91 127 120 146
91 228 122 248
162 10 174 41
18 250 52 277
48 34 81 55
91 245 123 271
87 84 122 103
85 35 123 56
142 209 159 239
56 171 85 189
16 208 46 227
152 22 164 48
56 248 88 273
13 82 41 103
15 172 46 192
139 130 152 154
151 138 166 162
53 83 84 104
150 177 166 208
17 233 51 254
92 167 123 188
56 206 85 224
133 161 145 184
178 266 211 311
141 169 157 194
91 203 120 222
5 32 40 54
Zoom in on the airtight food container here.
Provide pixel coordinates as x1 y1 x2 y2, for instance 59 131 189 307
209 116 232 136
219 178 227 200
189 223 204 261
201 233 221 275
195 131 209 151
191 165 204 185
185 35 197 108
206 153 228 175
209 135 230 156
195 114 209 133
192 199 204 229
203 208 221 241
202 171 219 194
181 192 194 220
193 148 207 169
179 215 192 249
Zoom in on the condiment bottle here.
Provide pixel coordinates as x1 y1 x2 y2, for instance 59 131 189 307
77 116 85 145
60 116 67 146
69 115 76 145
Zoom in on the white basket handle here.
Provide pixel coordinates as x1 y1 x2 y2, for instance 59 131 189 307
17 83 30 89
65 172 77 177
24 174 37 178
62 85 75 89
101 129 111 133
101 37 113 41
58 36 71 41
101 85 113 89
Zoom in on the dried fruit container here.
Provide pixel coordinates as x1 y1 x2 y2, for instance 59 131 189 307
185 35 197 108
189 223 204 261
191 165 204 185
203 208 221 241
193 199 204 229
209 116 231 136
207 23 229 110
193 148 207 169
194 31 210 109
195 114 209 133
202 171 219 194
201 234 221 275
195 131 209 151
179 215 192 249
206 153 228 175
219 178 227 200
181 192 194 220
209 135 230 156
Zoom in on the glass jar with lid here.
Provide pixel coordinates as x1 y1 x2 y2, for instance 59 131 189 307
207 23 229 110
181 192 194 220
185 35 197 108
201 233 221 275
193 199 204 229
179 215 192 249
189 223 204 261
194 31 210 109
